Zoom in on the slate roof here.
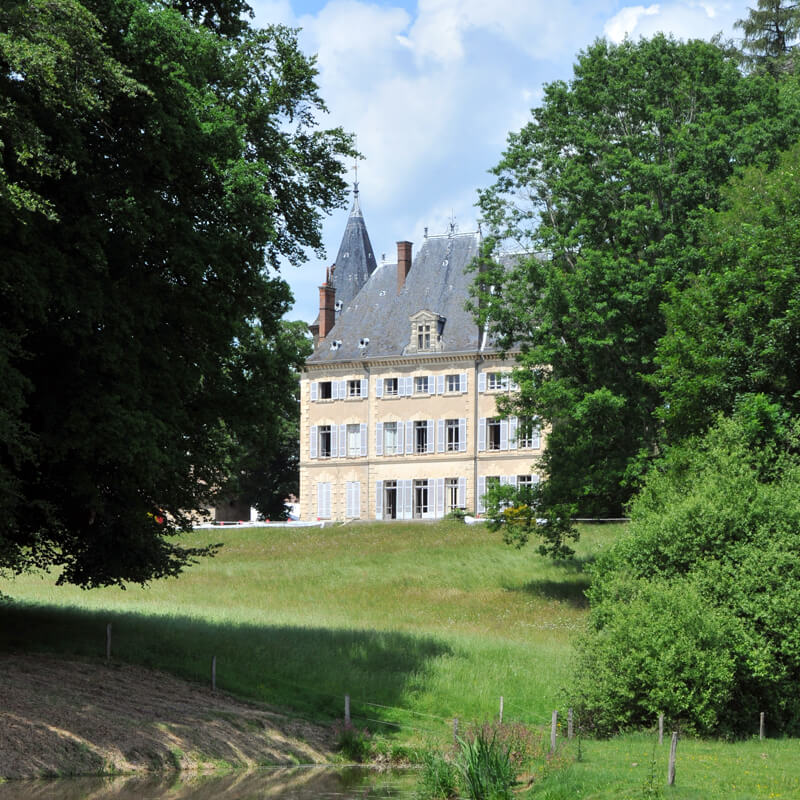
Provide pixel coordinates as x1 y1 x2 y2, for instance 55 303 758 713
308 230 483 363
328 184 377 309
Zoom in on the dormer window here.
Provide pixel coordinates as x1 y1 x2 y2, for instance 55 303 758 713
407 310 444 354
417 322 431 350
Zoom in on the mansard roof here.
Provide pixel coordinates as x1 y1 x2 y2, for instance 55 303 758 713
308 231 482 363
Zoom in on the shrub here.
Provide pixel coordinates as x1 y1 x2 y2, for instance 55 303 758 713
416 749 459 799
333 721 371 762
571 400 800 736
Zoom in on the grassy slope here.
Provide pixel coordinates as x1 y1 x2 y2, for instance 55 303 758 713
2 521 799 798
0 521 600 735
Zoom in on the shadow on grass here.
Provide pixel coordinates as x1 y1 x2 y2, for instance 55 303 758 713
0 601 451 722
516 578 591 609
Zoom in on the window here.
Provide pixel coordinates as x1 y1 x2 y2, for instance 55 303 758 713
416 322 431 350
347 379 361 398
413 479 429 518
446 419 460 451
415 375 430 394
319 381 332 399
518 417 541 449
347 424 361 457
446 374 460 392
414 420 428 453
487 372 508 391
383 422 399 455
384 377 398 396
487 417 501 450
318 425 332 458
446 478 461 512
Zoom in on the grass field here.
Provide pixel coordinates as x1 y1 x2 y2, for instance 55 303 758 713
2 519 799 798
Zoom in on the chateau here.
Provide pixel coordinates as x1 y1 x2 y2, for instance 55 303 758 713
298 186 544 521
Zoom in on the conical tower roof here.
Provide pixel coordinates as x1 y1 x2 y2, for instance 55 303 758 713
329 183 377 309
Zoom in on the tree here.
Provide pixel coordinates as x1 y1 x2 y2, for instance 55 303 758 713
0 0 353 587
656 142 800 439
474 34 800 518
220 320 312 519
736 0 800 74
571 399 800 736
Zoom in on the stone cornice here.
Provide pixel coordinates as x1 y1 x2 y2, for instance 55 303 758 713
302 349 520 374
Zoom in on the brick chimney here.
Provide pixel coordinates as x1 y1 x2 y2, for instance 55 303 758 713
318 265 336 340
397 241 413 293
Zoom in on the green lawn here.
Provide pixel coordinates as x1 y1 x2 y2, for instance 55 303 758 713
3 520 799 798
0 521 605 734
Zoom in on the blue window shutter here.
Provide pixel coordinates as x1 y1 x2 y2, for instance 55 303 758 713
478 418 486 451
310 381 318 401
426 419 434 453
360 423 367 457
459 418 467 452
437 419 445 453
478 372 486 392
375 422 383 456
405 421 413 454
436 374 445 394
460 373 467 393
477 476 486 514
375 480 383 520
500 418 509 450
310 426 318 459
376 377 383 398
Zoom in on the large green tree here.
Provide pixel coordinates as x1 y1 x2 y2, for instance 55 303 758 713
656 141 800 439
0 0 352 587
474 34 800 517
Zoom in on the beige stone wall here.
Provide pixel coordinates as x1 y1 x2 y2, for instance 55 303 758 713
299 356 547 520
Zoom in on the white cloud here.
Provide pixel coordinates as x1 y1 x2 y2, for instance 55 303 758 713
605 5 660 43
604 2 739 43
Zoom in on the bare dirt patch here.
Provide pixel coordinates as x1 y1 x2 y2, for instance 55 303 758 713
0 653 335 779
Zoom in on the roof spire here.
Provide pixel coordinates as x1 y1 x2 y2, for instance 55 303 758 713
351 138 362 216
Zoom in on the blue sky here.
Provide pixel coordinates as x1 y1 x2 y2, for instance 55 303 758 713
248 0 746 322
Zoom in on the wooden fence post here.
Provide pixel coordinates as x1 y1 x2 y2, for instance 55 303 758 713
759 712 765 740
658 713 664 745
567 708 573 740
499 696 504 724
550 710 558 753
106 623 112 661
667 731 678 786
345 695 351 725
211 655 216 691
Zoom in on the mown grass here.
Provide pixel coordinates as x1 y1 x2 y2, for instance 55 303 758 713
0 521 607 736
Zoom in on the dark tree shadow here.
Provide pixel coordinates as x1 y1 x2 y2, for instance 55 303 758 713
0 603 452 779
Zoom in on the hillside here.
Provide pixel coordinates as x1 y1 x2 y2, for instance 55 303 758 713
0 653 333 780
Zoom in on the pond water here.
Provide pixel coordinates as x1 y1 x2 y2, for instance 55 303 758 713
0 766 418 800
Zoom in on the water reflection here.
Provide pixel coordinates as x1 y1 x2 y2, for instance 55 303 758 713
0 766 417 800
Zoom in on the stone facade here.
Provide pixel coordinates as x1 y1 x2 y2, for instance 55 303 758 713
298 190 545 521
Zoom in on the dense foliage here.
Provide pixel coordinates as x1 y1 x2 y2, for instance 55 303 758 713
473 34 800 517
571 399 800 736
656 141 800 440
0 0 353 586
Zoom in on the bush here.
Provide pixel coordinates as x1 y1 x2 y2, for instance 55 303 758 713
333 721 371 762
416 750 459 799
571 400 800 736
